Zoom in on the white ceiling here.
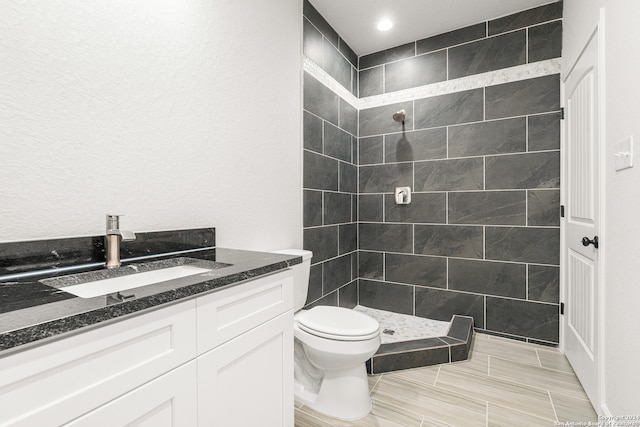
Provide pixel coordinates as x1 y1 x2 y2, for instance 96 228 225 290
309 0 556 56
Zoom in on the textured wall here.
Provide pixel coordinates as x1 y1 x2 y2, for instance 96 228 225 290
0 0 302 251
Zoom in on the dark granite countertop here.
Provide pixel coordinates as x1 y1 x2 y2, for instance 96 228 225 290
0 247 301 357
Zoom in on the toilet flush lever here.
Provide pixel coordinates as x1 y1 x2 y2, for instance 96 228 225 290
395 187 411 205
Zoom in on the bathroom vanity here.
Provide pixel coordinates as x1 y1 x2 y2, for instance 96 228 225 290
0 229 300 426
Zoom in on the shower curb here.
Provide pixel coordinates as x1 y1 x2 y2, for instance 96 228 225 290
366 315 474 374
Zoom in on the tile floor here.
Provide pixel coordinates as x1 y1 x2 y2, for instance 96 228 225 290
295 332 598 427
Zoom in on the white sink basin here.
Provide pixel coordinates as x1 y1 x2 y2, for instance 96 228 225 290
58 265 212 298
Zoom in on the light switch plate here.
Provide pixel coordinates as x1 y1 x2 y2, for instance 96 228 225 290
614 136 633 171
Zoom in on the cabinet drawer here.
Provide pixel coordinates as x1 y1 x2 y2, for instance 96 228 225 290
0 300 196 427
196 269 293 354
66 361 198 427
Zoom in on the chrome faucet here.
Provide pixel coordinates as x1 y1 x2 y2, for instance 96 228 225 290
105 215 136 269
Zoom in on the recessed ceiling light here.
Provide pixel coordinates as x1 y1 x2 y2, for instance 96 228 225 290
377 19 393 32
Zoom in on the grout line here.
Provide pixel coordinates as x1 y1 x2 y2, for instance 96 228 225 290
548 390 560 422
433 365 441 386
535 348 543 367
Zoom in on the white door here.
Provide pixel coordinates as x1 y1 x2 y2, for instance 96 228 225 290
562 25 602 409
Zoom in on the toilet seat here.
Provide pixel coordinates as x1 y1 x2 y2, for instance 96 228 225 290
297 306 380 341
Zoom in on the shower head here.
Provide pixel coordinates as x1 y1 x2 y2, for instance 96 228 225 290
393 109 406 123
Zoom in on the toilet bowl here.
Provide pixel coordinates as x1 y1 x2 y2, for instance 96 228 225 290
273 249 381 420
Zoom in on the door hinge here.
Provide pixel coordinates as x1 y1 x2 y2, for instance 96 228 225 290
560 205 565 217
560 302 565 315
560 107 565 120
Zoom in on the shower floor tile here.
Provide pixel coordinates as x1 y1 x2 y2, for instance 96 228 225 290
354 305 450 344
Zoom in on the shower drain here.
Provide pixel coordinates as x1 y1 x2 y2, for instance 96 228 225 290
382 329 396 335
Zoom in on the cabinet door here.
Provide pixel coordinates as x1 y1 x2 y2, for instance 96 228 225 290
198 311 294 427
0 300 196 427
66 361 197 427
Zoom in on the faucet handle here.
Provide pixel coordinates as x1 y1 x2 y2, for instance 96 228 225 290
120 230 136 241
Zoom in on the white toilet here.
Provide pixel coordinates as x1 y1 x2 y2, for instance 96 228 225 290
275 249 381 420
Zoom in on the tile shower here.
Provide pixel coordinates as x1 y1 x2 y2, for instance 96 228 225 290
302 0 562 345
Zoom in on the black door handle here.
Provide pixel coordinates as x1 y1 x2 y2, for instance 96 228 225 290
582 236 599 249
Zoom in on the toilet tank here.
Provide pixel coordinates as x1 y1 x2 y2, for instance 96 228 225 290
272 249 313 311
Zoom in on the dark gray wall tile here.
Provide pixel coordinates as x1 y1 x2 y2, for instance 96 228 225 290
528 265 560 303
448 191 526 225
323 254 352 293
324 192 351 225
339 99 357 136
339 223 357 255
359 223 413 253
415 158 484 191
324 122 351 162
448 118 526 158
359 279 413 315
488 2 563 36
485 75 560 120
304 72 339 125
359 163 413 193
339 162 357 193
417 23 486 55
359 66 384 97
528 190 560 226
486 151 560 190
486 297 559 343
358 194 383 222
360 42 415 69
351 67 358 96
448 30 526 79
304 226 338 264
303 18 324 67
415 225 483 258
306 291 338 309
303 0 338 47
352 136 358 165
304 150 338 191
303 190 322 227
386 254 446 288
360 102 413 137
486 226 560 265
415 89 484 129
384 193 447 224
339 280 358 308
306 263 323 304
385 51 447 92
303 111 323 153
529 113 561 151
385 128 447 163
359 251 384 280
449 259 526 298
415 287 485 327
338 37 358 68
351 194 358 222
359 136 383 165
528 20 563 62
324 41 352 91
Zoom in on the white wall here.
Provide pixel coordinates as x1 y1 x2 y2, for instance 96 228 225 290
0 0 302 251
564 0 640 415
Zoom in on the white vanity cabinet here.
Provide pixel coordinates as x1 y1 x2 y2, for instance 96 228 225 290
0 269 294 427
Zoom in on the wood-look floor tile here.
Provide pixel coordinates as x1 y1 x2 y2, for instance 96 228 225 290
439 351 489 377
537 348 576 373
550 391 598 422
298 398 424 427
435 368 556 421
420 417 458 427
472 335 541 366
371 375 487 427
384 365 440 387
487 402 554 427
489 356 587 398
295 408 337 427
368 374 381 392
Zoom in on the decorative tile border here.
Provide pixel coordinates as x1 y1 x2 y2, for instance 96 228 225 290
366 315 474 374
303 55 561 110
